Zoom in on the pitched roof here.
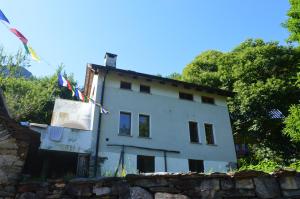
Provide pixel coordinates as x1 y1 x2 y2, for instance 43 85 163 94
84 64 234 97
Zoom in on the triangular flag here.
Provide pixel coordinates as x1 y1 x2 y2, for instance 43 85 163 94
0 9 10 24
67 81 72 91
58 73 68 87
28 46 40 61
75 88 84 102
10 28 28 44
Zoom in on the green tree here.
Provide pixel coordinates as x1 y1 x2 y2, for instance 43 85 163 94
0 48 77 123
284 0 300 43
284 104 300 142
182 39 300 160
166 72 182 80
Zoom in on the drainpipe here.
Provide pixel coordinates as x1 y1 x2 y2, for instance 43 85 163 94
94 69 108 177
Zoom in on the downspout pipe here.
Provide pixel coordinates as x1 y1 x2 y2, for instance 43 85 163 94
94 69 108 177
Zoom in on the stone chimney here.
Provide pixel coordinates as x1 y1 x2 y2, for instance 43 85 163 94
104 52 117 68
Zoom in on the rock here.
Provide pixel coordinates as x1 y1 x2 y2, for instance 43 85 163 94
18 192 36 199
130 187 153 199
253 176 280 198
279 176 300 189
232 170 268 178
54 182 65 189
282 189 300 198
65 183 92 197
194 179 220 198
149 186 180 194
18 183 41 193
133 178 168 188
235 178 254 189
220 178 234 190
0 191 14 197
93 186 111 196
155 192 190 199
222 189 256 198
272 168 297 177
111 181 130 199
45 193 62 199
199 179 220 190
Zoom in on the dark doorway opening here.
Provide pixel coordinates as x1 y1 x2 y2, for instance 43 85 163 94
137 155 155 173
23 150 89 179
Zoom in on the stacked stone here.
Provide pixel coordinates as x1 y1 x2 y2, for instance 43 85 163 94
0 123 27 199
12 170 300 199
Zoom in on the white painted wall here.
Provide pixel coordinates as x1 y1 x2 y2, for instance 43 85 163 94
31 125 93 154
100 151 137 175
204 160 229 173
100 151 231 174
92 71 236 174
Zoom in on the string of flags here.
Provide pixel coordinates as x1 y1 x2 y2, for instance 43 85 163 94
0 8 109 115
0 9 40 61
58 74 109 114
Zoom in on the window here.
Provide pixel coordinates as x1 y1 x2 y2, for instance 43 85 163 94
205 123 215 144
120 81 132 90
139 114 150 137
137 155 155 173
179 92 193 101
188 159 204 173
140 85 151 93
202 96 215 104
189 121 199 143
119 112 131 135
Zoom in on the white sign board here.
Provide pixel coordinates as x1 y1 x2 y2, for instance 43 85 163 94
51 98 93 130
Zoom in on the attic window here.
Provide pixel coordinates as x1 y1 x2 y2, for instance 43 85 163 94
140 85 150 94
179 92 193 101
201 96 215 104
120 81 132 90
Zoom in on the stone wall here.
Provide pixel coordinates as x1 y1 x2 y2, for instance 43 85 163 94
0 122 28 198
0 117 40 198
9 170 300 199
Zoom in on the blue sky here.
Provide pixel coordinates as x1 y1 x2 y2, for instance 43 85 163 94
1 0 290 86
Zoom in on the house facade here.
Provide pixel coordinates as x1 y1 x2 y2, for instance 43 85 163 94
83 53 237 176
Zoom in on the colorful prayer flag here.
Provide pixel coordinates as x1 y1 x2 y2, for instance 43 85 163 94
0 9 10 24
75 88 84 102
23 44 30 54
10 28 28 44
58 73 68 87
28 46 40 61
71 87 75 97
67 81 72 91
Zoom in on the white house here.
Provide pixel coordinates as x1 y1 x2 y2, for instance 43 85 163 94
30 53 236 177
83 53 237 176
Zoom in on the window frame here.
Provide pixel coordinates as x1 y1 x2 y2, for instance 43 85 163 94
204 123 216 145
118 111 132 136
201 96 215 104
120 81 132 90
188 121 200 143
137 155 155 173
138 114 151 138
179 92 194 101
140 84 151 94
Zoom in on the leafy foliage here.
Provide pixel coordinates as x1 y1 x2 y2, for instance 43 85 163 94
182 39 300 159
0 48 77 123
284 104 300 142
166 72 182 80
284 0 300 43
